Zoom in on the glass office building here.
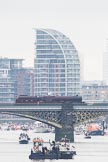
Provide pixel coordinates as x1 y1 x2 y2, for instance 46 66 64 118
34 29 80 96
0 58 34 103
0 58 23 103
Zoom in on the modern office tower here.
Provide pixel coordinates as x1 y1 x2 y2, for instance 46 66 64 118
0 58 34 103
34 29 81 96
103 39 108 84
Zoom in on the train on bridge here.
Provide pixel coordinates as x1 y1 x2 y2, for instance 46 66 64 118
16 95 83 104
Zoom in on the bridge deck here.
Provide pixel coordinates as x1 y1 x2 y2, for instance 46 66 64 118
0 103 108 111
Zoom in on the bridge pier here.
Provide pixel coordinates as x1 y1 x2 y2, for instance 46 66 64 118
55 102 74 142
55 126 74 142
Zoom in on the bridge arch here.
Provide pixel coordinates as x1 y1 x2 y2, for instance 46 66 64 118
1 112 62 128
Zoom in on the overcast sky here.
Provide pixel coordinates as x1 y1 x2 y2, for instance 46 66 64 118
0 0 108 80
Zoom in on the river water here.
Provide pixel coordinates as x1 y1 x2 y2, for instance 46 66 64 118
0 130 108 162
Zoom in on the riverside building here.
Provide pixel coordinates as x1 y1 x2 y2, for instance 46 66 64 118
34 29 81 96
0 58 23 103
0 58 33 103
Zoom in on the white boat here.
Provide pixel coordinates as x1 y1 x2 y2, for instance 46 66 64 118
19 133 30 144
34 122 51 133
34 126 51 133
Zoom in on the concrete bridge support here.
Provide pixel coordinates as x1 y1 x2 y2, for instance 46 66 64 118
55 102 74 142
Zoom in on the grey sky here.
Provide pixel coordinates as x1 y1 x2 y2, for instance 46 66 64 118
0 0 108 80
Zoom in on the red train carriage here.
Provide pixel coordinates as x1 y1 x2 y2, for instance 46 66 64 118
15 95 82 104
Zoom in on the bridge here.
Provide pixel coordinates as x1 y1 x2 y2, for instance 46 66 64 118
0 102 108 142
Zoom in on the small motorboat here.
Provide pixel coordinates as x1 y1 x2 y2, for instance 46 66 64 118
19 133 30 144
84 135 91 139
29 136 76 160
84 133 91 139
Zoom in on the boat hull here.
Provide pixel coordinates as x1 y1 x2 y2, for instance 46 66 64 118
19 140 29 144
29 151 75 160
88 130 103 136
29 152 58 160
34 127 50 133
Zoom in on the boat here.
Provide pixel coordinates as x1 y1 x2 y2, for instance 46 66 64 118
34 121 51 133
34 126 51 133
21 125 29 131
19 133 30 144
84 132 91 139
29 136 76 160
86 123 103 136
84 135 91 139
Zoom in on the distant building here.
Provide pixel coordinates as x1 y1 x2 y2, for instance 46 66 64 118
81 81 108 103
0 58 33 103
16 68 34 97
34 29 81 96
0 58 23 103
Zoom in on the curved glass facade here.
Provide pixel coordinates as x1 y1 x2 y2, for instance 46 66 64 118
34 29 80 96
